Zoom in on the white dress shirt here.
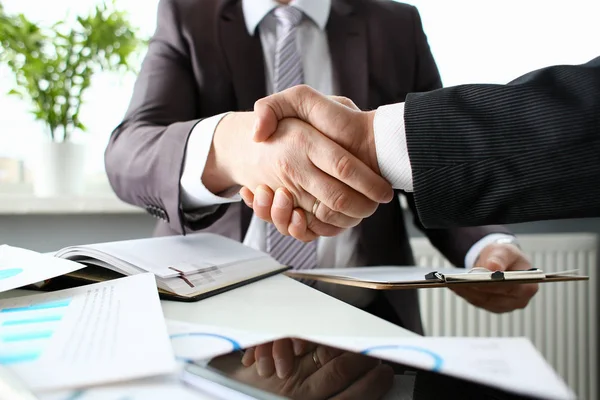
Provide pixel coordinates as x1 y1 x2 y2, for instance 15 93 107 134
180 0 512 307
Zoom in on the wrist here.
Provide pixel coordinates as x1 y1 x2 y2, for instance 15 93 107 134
204 112 248 193
363 110 380 175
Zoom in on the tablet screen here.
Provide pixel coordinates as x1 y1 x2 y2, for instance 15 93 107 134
183 338 537 400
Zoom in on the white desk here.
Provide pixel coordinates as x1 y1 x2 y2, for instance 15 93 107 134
162 274 416 338
1 275 416 339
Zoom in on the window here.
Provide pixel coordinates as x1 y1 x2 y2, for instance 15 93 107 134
0 0 159 179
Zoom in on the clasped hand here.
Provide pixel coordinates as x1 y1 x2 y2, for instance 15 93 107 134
208 87 391 238
221 85 382 241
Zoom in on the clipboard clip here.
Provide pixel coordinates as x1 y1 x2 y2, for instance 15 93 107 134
424 271 444 281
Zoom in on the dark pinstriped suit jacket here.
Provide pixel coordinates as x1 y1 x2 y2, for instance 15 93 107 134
403 56 600 228
105 0 512 334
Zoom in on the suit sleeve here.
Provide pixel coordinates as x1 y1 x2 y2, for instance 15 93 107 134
402 6 511 267
405 56 600 228
104 0 228 234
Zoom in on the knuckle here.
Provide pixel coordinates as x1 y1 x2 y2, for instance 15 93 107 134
317 205 338 224
339 96 354 107
323 360 351 385
329 189 352 214
276 156 295 178
333 153 356 181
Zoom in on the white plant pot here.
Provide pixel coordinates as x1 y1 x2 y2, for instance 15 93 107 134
31 141 87 197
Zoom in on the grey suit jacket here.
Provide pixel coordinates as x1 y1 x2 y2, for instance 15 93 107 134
105 0 512 334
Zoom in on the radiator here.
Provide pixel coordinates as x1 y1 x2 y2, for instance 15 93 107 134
411 233 598 400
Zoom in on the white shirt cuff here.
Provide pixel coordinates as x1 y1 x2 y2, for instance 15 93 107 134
180 112 242 209
464 233 517 269
373 102 413 191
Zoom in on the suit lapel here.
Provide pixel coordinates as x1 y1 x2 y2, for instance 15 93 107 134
218 0 267 111
327 0 369 109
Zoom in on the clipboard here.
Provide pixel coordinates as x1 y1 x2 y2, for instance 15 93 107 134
284 266 588 290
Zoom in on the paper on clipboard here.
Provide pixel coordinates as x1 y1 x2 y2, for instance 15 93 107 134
285 266 587 290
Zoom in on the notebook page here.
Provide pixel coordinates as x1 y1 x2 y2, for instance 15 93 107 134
56 233 275 279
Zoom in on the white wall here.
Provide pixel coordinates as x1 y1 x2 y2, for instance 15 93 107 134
1 0 599 175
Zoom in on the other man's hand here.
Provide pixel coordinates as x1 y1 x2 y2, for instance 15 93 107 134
450 243 539 313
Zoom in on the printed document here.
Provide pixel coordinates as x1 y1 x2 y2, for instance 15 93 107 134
0 274 176 392
0 245 83 293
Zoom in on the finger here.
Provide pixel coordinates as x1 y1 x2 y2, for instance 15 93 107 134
254 342 276 377
253 101 280 143
289 209 319 242
451 286 494 310
292 163 372 226
241 347 256 367
303 210 345 237
253 185 275 224
291 339 311 356
272 339 295 379
328 95 360 111
301 351 380 399
254 90 393 203
239 187 254 209
476 243 521 272
254 85 349 143
451 287 533 313
271 188 294 236
331 363 394 400
304 128 392 207
253 85 322 143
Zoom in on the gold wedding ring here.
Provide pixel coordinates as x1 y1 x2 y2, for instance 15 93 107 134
312 350 322 369
312 198 320 215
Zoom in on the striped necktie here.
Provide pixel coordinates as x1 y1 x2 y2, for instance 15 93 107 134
266 6 317 274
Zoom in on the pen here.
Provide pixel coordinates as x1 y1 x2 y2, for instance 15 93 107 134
0 364 38 400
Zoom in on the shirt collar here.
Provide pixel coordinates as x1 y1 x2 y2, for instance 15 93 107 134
242 0 331 36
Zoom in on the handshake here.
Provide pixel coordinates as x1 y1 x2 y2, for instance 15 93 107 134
207 85 394 242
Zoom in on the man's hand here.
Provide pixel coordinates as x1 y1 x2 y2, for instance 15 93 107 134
451 243 539 313
204 111 393 236
237 86 385 241
252 85 379 173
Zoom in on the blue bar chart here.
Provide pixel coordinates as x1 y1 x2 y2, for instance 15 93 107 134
0 297 71 365
0 268 23 280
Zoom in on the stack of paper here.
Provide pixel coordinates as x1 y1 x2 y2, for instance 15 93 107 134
0 274 176 394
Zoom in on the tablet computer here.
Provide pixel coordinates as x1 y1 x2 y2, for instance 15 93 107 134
181 337 539 400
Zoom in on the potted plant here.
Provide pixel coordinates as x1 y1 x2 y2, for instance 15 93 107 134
0 1 142 196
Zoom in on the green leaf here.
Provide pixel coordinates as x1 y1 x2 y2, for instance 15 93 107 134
7 88 22 97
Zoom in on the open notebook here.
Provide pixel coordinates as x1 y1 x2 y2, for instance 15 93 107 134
285 266 588 290
49 233 288 301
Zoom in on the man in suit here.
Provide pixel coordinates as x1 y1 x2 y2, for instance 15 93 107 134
244 56 600 229
105 0 535 370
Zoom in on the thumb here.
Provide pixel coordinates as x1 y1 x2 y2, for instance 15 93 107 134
477 246 513 272
253 85 348 142
252 98 280 142
253 85 318 142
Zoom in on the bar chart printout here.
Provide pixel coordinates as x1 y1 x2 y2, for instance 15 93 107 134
0 274 176 392
0 297 71 365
